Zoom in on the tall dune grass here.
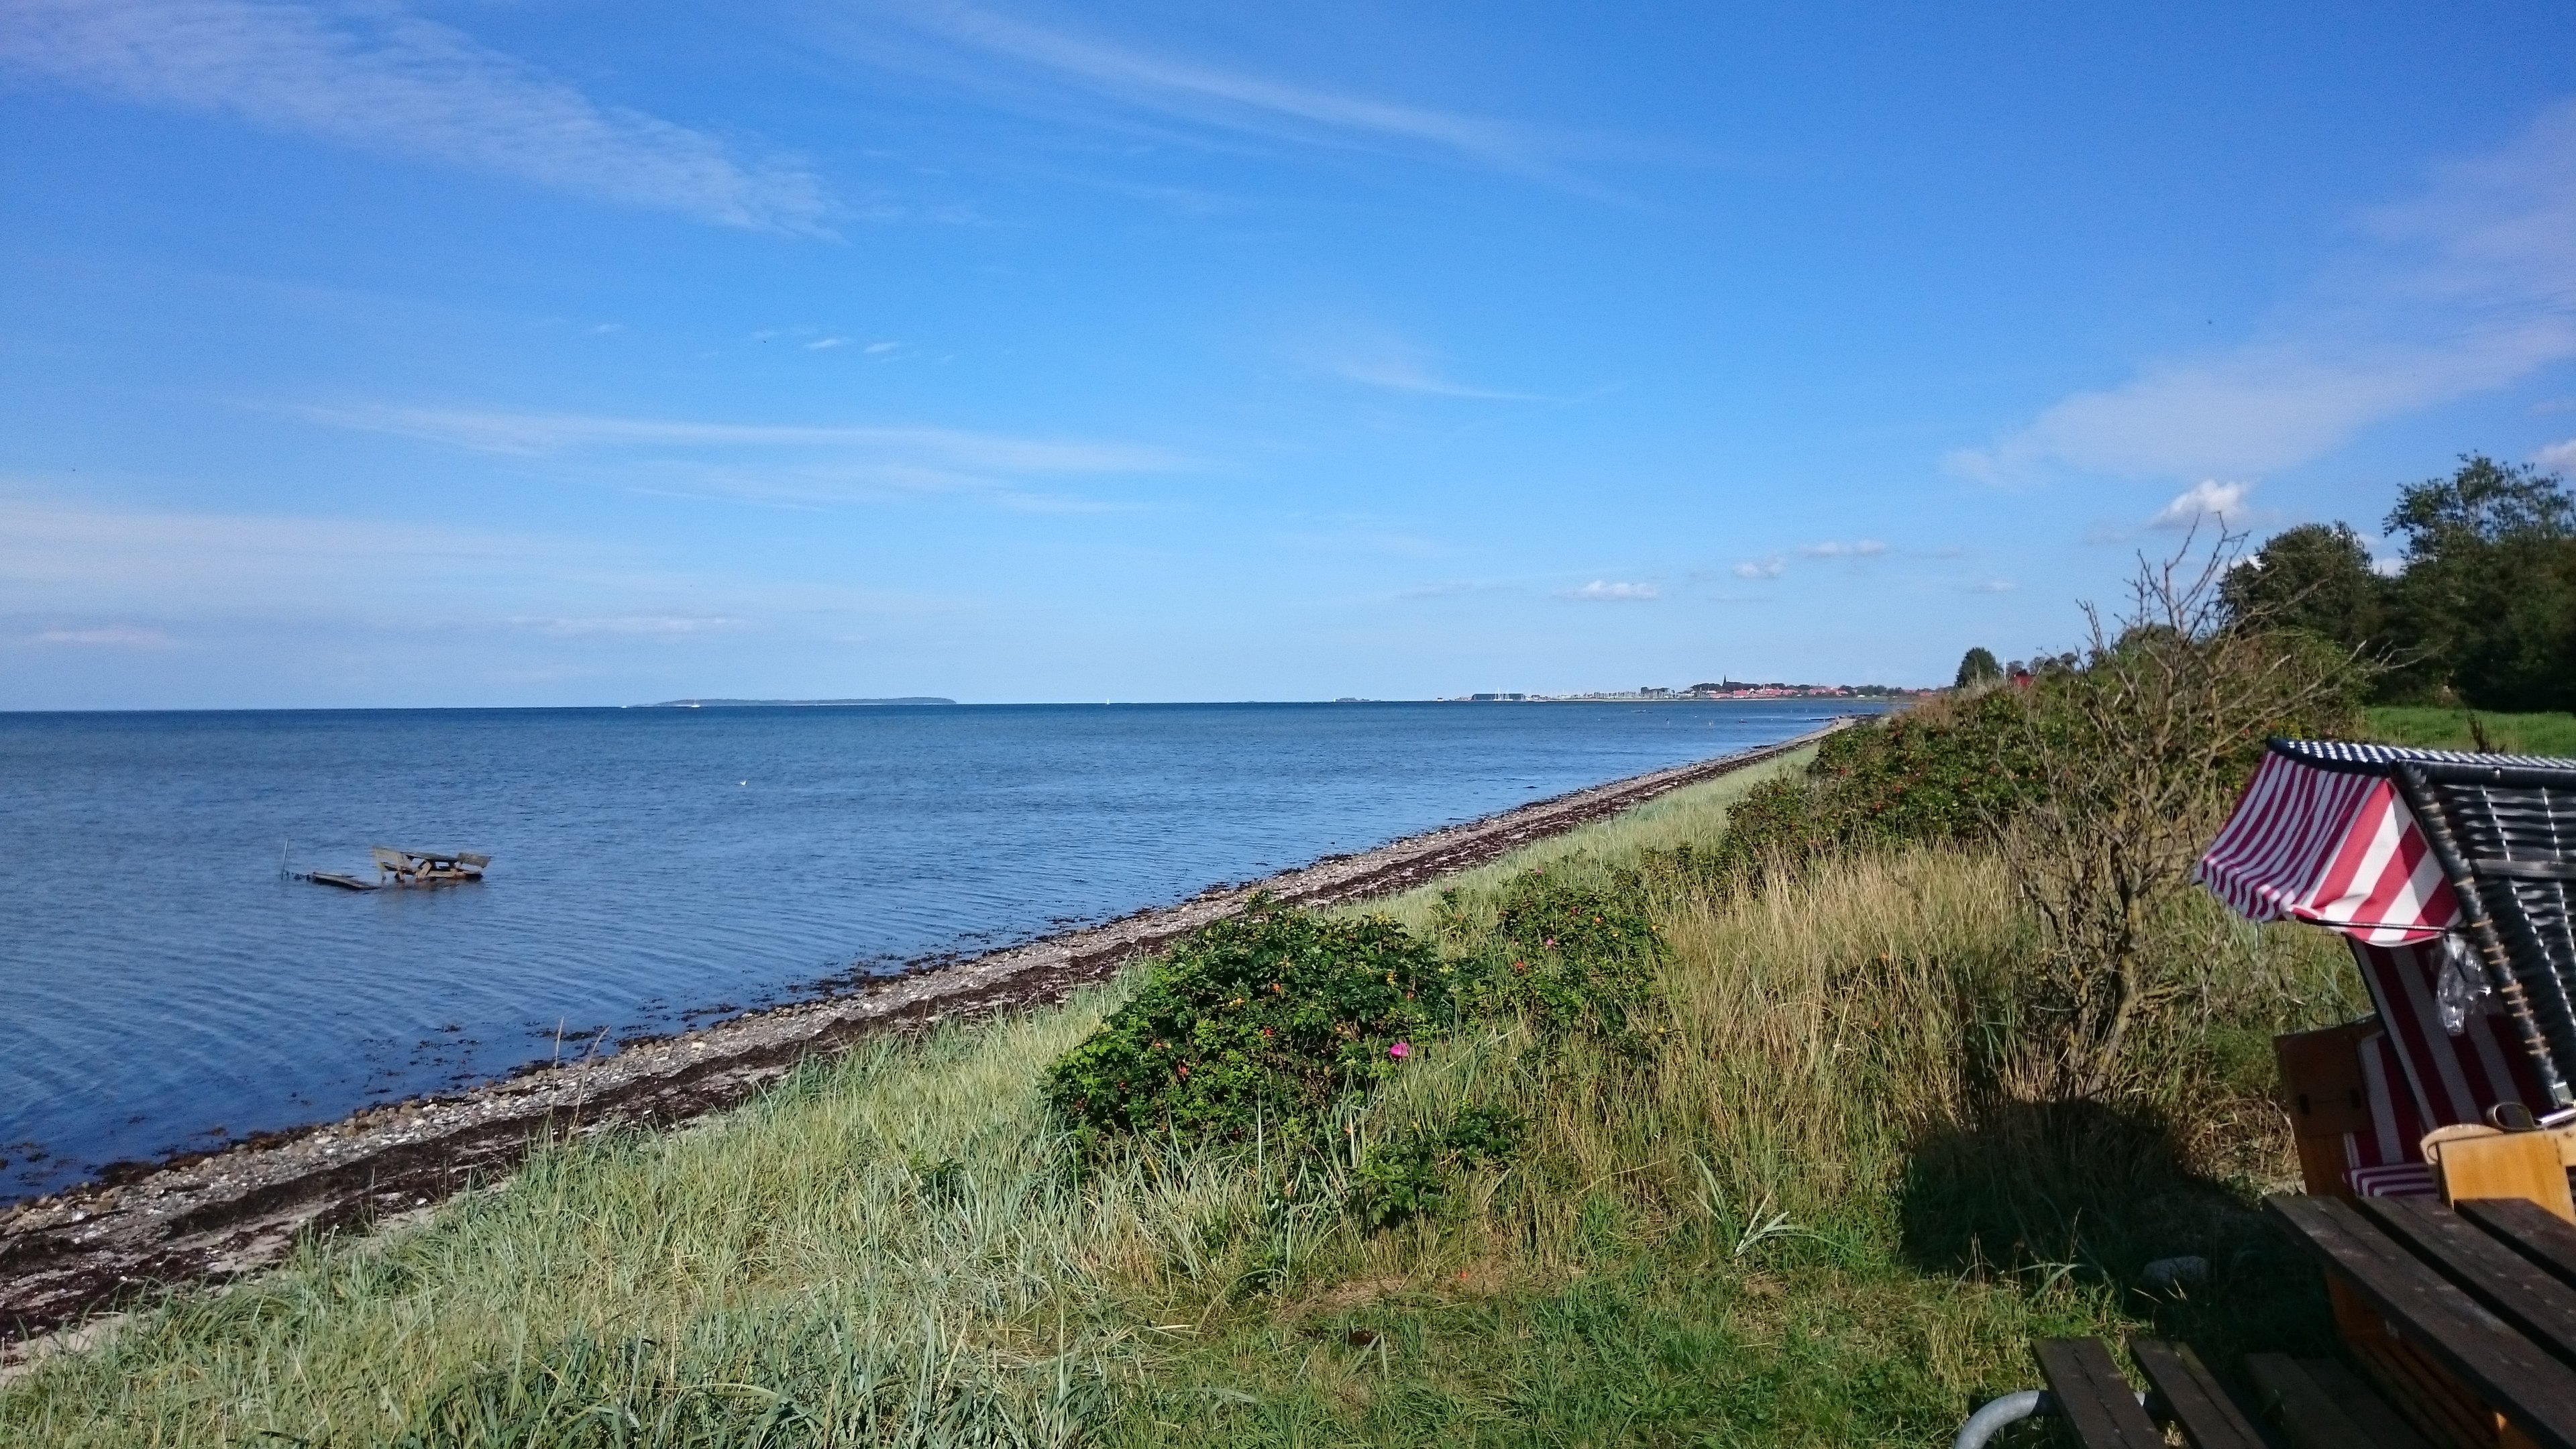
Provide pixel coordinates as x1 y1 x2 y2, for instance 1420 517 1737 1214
1 1000 1171 1446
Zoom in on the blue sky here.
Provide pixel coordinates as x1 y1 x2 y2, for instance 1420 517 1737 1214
5 1 2574 708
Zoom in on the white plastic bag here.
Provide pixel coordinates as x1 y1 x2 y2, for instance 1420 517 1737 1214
2437 934 2494 1036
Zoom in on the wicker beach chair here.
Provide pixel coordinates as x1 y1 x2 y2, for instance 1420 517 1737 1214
2186 743 2576 1449
1951 738 2576 1448
2198 739 2576 1201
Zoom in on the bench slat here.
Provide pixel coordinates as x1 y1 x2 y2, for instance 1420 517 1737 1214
2033 1338 2163 1448
2464 1196 2576 1290
2359 1194 2576 1361
2129 1338 2265 1449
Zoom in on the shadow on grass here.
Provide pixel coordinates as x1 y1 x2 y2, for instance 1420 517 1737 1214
1897 1095 2337 1367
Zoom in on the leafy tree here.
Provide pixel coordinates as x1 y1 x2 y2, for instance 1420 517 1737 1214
2387 453 2574 545
2380 455 2576 710
1954 646 2002 689
2218 521 2385 653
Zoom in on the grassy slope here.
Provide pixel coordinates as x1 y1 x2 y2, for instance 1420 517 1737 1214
1115 771 2362 1445
2364 706 2576 756
1 745 2365 1446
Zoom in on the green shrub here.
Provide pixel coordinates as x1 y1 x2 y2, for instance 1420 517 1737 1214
1434 867 1665 1049
1670 621 2362 918
1044 896 1450 1150
1346 1103 1527 1231
1629 691 2041 904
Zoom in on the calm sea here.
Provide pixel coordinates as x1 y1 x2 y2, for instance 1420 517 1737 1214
0 700 1863 1201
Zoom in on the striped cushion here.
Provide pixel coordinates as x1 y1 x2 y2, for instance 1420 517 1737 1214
2349 1163 2439 1199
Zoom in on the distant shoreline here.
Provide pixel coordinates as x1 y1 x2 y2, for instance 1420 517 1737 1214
629 697 959 708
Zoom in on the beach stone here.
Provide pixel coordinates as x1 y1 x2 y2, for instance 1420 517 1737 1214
2141 1255 2209 1292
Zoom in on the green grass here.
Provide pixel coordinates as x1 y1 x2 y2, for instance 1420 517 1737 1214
0 744 2367 1446
1350 744 1817 938
2365 705 2576 756
1102 847 2361 1447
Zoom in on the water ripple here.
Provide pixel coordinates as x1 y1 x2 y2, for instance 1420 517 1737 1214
0 701 1859 1199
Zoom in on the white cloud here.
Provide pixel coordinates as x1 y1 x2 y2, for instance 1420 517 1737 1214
865 341 902 356
24 625 172 648
1558 580 1657 601
1797 539 1887 558
855 2 1585 187
1951 99 2576 481
1731 555 1785 580
299 405 1185 475
806 337 851 351
2538 438 2576 471
1961 580 2017 594
0 0 830 231
2150 478 2256 530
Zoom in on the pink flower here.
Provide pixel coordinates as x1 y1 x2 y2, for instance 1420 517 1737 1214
1389 1040 1411 1060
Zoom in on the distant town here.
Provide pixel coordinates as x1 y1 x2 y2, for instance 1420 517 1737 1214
1430 680 1920 703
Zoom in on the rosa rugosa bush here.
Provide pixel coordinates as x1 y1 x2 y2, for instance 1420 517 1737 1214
1044 896 1450 1150
1436 867 1665 1050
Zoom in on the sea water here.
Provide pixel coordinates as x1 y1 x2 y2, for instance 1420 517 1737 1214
0 700 1866 1201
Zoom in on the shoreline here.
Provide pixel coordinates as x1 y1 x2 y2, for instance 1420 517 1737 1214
0 722 1839 1346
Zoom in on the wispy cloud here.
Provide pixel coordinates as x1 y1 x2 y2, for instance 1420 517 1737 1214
0 0 830 231
994 490 1142 515
1557 580 1657 601
23 625 173 648
0 485 953 647
1317 330 1549 401
510 614 743 637
858 1 1588 187
1731 555 1785 580
299 405 1186 475
806 337 851 351
1797 539 1887 559
2539 438 2576 471
0 487 583 624
1950 98 2576 482
1393 578 1513 601
1960 580 2017 595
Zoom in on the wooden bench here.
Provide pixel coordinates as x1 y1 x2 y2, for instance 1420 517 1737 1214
2031 1338 2262 1448
1982 1336 2419 1448
2269 1193 2576 1449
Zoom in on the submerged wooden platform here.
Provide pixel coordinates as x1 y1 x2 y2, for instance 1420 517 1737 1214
368 847 487 886
292 848 489 891
305 871 378 892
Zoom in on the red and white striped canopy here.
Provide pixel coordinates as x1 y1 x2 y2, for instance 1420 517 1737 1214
2196 742 2461 946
